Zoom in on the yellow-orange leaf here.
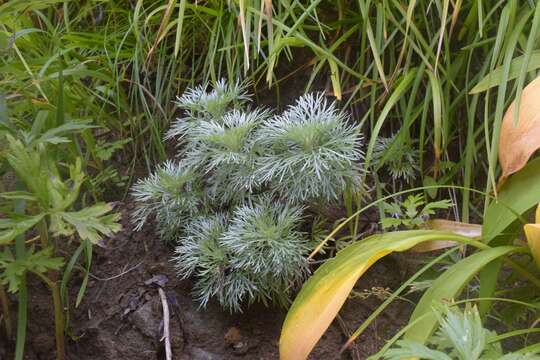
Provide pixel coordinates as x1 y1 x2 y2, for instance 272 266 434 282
279 230 472 360
499 76 540 178
523 203 540 270
524 224 540 270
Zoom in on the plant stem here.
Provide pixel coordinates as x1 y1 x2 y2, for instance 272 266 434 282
14 182 27 360
0 283 12 339
38 219 65 360
51 284 65 360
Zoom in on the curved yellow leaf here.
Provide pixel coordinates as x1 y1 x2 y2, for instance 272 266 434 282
499 75 540 178
524 223 540 271
279 230 472 360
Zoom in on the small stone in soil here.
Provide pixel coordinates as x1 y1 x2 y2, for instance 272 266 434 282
224 326 242 346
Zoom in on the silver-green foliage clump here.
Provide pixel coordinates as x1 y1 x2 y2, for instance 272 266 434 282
256 93 363 202
132 81 364 312
384 304 539 360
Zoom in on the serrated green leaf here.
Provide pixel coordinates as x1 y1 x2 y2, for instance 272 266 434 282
423 199 453 216
51 203 121 243
4 135 50 206
381 217 403 229
0 247 63 293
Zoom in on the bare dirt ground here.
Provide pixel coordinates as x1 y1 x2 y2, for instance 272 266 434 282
0 203 413 360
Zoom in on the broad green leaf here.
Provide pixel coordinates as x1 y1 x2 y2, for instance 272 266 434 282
279 230 472 360
478 259 502 317
428 70 444 173
483 157 540 243
423 176 438 199
470 50 540 94
404 246 519 343
51 203 121 244
0 214 44 245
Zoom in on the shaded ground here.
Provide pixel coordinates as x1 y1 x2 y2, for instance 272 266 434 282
0 204 412 360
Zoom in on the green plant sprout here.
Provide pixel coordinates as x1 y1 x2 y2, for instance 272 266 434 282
132 81 364 311
373 134 419 184
131 160 203 241
0 133 121 360
380 194 453 230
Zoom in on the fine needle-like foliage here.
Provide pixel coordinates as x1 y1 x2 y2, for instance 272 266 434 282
132 81 364 311
174 198 307 312
256 93 363 203
222 197 307 279
165 80 251 143
185 108 271 204
373 134 419 184
131 160 203 240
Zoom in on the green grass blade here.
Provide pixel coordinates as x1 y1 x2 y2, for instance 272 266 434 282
174 0 187 58
14 181 27 360
75 240 92 307
471 51 540 94
512 1 540 126
404 246 520 343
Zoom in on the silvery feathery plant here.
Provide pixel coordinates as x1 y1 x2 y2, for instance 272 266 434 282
174 197 307 311
256 93 363 202
132 81 364 312
131 160 203 240
384 304 539 360
373 134 419 184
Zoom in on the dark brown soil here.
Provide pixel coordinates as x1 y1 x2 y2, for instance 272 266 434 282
0 204 412 360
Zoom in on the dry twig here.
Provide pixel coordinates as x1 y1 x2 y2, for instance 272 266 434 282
158 288 172 360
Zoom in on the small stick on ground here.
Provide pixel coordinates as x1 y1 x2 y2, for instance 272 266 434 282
158 288 172 360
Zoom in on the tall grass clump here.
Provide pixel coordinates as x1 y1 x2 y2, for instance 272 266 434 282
3 1 540 221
